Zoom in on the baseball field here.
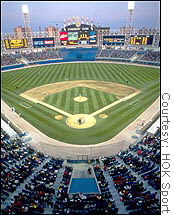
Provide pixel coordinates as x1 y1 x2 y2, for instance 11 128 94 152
1 62 160 145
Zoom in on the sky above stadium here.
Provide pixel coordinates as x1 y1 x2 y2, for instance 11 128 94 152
1 1 160 33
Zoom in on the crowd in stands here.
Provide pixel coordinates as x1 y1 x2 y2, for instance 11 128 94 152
21 51 62 62
94 166 118 214
96 49 137 59
1 129 64 214
1 51 62 66
101 128 160 214
1 55 19 66
110 50 137 59
1 48 160 67
139 51 160 62
96 49 160 62
53 165 118 215
96 49 113 58
3 159 63 214
1 125 160 214
1 129 46 194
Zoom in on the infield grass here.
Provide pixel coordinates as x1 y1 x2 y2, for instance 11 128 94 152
43 87 117 114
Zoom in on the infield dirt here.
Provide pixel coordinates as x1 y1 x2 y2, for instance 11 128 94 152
20 80 139 101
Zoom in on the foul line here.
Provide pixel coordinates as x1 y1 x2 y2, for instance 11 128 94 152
89 91 141 117
20 94 72 117
20 91 140 118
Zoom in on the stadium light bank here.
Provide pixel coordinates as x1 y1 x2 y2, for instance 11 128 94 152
22 5 29 14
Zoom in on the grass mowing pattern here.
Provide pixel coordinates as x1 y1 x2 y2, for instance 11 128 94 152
1 63 160 145
43 87 117 114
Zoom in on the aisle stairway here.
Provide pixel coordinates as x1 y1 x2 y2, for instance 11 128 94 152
102 168 128 214
116 156 160 201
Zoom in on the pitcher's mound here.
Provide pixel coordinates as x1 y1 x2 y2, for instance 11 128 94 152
55 115 63 120
99 114 108 119
66 114 96 129
74 96 88 102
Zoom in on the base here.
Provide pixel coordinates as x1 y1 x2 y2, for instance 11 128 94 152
99 114 108 119
55 115 63 120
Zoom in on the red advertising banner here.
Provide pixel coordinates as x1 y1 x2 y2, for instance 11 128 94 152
60 32 68 41
44 40 54 45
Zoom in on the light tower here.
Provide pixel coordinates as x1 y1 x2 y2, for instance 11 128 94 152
64 19 66 31
152 10 160 48
126 1 135 32
125 1 135 45
22 5 31 47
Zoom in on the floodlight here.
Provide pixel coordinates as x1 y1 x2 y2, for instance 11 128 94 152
22 5 29 14
128 1 135 10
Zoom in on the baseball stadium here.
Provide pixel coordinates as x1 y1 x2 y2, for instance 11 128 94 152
1 2 160 215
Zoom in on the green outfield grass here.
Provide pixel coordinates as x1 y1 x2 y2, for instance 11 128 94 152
1 62 160 145
43 87 117 114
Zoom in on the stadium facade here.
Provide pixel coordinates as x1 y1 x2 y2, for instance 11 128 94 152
1 15 160 52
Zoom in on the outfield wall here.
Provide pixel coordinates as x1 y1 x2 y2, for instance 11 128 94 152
1 59 160 73
1 64 26 71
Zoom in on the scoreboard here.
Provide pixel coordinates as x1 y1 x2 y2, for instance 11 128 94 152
130 35 154 45
78 31 90 45
33 37 54 48
103 35 125 46
68 32 78 40
5 39 28 49
60 30 97 45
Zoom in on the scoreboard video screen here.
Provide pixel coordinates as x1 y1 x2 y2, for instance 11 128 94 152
33 37 54 48
78 31 90 45
60 30 97 45
78 31 90 41
5 39 28 49
103 35 125 46
130 35 154 45
68 32 78 41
